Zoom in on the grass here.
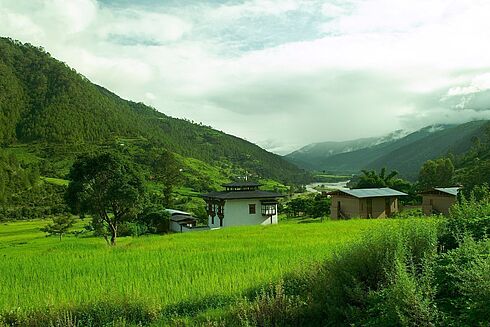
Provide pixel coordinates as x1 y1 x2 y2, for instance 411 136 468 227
41 176 69 186
0 218 401 318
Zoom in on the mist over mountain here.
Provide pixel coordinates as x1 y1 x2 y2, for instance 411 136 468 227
285 121 489 180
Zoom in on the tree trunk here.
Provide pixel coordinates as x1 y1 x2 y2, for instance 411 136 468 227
110 224 117 246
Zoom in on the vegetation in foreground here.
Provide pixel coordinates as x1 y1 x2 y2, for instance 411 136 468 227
0 218 389 326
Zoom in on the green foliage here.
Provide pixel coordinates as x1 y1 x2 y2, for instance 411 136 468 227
418 158 454 190
0 37 310 186
66 152 146 245
0 218 391 324
434 238 490 326
136 204 171 234
231 281 308 326
441 185 490 249
41 215 76 240
354 167 400 188
283 194 330 218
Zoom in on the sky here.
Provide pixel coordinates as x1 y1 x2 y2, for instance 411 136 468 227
1 0 490 154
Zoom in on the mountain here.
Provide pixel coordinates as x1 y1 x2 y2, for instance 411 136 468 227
285 129 410 170
286 121 489 180
0 37 309 186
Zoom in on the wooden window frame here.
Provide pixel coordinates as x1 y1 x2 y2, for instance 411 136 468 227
249 204 256 214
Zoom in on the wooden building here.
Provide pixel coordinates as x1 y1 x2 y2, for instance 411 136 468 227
420 187 460 216
202 182 284 228
328 188 407 219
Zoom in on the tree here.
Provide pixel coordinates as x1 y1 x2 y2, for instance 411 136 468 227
148 150 182 207
66 153 146 245
355 168 399 189
41 215 76 240
418 158 454 190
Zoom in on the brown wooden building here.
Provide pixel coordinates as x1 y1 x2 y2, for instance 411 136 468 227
328 188 407 219
420 187 460 216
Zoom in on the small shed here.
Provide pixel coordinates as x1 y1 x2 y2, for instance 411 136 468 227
328 188 407 219
420 187 460 216
166 209 198 233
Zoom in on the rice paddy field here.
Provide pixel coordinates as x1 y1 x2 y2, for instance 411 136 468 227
0 218 403 321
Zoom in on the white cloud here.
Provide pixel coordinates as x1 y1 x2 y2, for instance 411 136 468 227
1 0 490 154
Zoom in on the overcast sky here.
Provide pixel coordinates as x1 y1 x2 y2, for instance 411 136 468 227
1 0 490 154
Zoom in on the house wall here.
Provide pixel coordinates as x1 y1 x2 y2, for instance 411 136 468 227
331 196 399 219
170 221 182 232
208 199 278 228
170 221 197 233
422 194 456 216
330 195 360 219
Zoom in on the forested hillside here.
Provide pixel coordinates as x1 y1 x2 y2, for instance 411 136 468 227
0 37 309 185
287 121 489 180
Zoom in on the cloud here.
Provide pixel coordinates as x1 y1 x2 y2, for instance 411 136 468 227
1 0 490 155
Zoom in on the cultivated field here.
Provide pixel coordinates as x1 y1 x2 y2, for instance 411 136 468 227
0 218 402 320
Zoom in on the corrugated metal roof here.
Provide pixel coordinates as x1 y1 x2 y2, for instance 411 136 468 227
165 209 191 216
330 188 408 198
434 187 460 196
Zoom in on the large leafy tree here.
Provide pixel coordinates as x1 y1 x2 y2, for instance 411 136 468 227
355 168 399 189
66 153 146 245
141 149 182 207
418 158 454 191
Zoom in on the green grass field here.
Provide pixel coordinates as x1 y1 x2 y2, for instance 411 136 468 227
0 218 411 322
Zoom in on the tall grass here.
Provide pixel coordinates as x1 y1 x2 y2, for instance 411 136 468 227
0 218 397 324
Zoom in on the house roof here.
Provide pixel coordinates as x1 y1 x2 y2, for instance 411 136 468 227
202 190 284 200
170 214 197 223
328 187 408 198
165 209 191 216
221 181 262 188
421 187 460 196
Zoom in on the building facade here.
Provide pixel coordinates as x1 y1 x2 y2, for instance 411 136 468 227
328 188 407 219
420 187 460 216
202 182 283 228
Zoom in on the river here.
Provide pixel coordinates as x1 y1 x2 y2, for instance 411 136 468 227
305 180 350 193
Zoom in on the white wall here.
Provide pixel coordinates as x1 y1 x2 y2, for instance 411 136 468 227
208 199 278 228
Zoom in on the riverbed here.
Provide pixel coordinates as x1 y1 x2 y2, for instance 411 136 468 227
305 181 349 193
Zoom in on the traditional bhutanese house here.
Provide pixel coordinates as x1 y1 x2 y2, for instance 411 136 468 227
328 188 407 219
202 182 284 228
166 209 198 233
420 187 460 216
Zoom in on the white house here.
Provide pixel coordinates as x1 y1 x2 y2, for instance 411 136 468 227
202 182 284 228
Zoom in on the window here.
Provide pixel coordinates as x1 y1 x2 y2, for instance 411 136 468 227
249 204 256 214
261 204 277 216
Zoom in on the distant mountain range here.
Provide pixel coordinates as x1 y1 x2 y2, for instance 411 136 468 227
285 121 490 180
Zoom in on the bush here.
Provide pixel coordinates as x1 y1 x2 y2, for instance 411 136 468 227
230 281 309 327
434 238 490 326
442 185 490 249
308 220 439 325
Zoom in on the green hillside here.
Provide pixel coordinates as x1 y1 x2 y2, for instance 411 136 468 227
0 37 309 186
287 121 489 180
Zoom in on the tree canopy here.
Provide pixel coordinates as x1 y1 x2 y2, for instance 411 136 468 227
418 158 454 191
66 152 146 245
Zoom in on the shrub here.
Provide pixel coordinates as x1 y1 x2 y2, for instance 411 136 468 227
442 185 490 249
434 238 490 326
309 220 439 326
231 281 309 327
